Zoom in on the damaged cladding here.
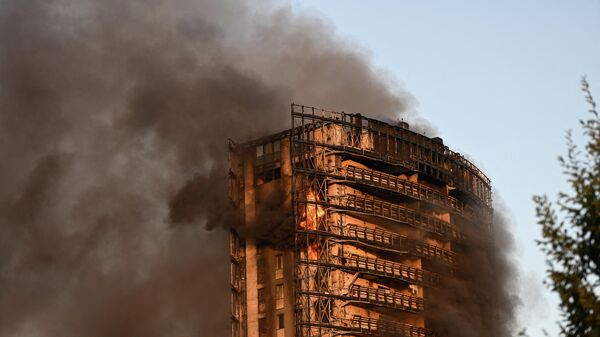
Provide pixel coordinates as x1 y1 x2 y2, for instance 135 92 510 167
228 104 494 337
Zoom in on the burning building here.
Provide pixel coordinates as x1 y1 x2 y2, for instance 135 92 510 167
228 104 494 337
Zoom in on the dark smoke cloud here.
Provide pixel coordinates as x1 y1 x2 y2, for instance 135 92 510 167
0 0 414 335
425 197 520 337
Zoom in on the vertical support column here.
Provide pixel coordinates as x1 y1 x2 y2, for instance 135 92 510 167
281 137 295 337
281 138 293 217
244 151 258 337
291 104 309 337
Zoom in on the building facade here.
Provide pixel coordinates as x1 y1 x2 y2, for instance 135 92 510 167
228 104 493 337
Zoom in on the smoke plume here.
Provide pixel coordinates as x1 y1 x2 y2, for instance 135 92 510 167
0 0 412 336
0 0 517 336
424 198 520 337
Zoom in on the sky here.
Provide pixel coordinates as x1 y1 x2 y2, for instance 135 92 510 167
286 1 600 336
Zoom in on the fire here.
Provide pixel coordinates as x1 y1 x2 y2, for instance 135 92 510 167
298 190 325 231
298 189 325 260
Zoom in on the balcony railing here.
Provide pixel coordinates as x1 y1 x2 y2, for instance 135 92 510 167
347 285 424 313
337 223 455 265
291 103 492 207
351 315 433 337
296 161 493 224
330 194 459 240
299 255 439 287
298 315 433 337
345 254 439 287
342 165 463 212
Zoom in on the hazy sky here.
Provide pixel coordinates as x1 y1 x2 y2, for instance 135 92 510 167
286 1 600 336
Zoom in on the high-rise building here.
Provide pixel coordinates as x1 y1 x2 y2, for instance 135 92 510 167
228 104 493 337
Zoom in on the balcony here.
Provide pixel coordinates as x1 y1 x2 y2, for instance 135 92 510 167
291 103 492 207
338 223 455 265
344 254 439 287
330 194 459 240
351 315 433 337
347 285 424 313
298 254 439 287
297 315 433 337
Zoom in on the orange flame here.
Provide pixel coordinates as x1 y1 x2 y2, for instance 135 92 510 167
298 189 325 260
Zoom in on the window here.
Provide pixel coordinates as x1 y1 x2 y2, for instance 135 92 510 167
275 254 283 279
254 163 281 185
275 254 283 270
255 140 282 185
258 288 266 313
231 292 240 319
256 140 281 159
277 314 285 330
229 174 241 205
292 142 302 159
230 234 237 256
232 321 240 337
264 142 273 155
258 318 267 337
231 263 240 289
257 257 265 284
275 284 284 309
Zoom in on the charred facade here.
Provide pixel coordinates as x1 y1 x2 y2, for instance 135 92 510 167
228 104 493 337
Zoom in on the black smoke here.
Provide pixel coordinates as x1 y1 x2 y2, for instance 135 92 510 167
0 0 519 336
0 0 413 336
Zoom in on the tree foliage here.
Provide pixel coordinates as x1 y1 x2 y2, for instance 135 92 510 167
533 77 600 337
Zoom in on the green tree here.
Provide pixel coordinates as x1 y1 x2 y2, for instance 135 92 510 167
533 77 600 337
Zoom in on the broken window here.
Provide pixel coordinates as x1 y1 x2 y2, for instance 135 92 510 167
255 140 282 185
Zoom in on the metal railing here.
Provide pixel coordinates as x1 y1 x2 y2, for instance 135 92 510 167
345 165 461 210
296 162 493 224
291 103 492 207
298 315 433 337
351 315 433 337
337 223 455 265
329 194 459 240
299 254 439 287
345 254 439 287
347 285 424 313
